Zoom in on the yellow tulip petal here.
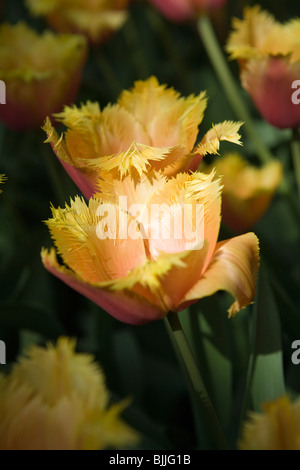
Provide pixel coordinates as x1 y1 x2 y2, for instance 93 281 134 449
239 396 300 450
42 118 97 197
149 146 195 177
55 102 150 167
147 91 207 151
118 76 182 127
97 170 168 208
118 76 207 151
43 117 74 165
45 196 147 284
0 175 6 192
195 120 243 156
226 6 300 64
80 400 138 451
183 232 259 317
226 5 278 60
12 337 108 407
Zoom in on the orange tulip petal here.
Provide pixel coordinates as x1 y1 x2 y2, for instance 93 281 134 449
159 241 210 311
195 120 243 156
183 232 259 316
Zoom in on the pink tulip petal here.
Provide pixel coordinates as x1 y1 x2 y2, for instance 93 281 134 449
182 232 259 316
41 248 165 325
242 57 300 129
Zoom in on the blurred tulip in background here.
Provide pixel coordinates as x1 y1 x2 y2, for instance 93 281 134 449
226 5 300 129
203 153 282 232
26 0 130 44
0 22 87 131
0 337 138 450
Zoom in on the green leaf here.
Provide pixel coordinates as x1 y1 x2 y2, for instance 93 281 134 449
243 262 285 418
180 298 232 434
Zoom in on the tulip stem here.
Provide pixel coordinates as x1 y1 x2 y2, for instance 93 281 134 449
196 14 273 164
164 312 229 450
291 128 300 198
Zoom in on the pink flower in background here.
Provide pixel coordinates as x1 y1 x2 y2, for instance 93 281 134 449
148 0 227 22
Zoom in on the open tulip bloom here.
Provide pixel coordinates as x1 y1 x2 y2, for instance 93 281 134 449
43 76 243 199
42 168 259 325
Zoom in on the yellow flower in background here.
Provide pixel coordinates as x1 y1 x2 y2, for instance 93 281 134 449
226 5 300 129
0 22 87 131
0 337 138 450
239 396 300 450
26 0 129 43
41 169 259 324
203 153 282 232
43 76 243 198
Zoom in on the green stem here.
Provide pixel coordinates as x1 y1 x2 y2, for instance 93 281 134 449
164 312 229 450
291 127 300 198
197 14 273 164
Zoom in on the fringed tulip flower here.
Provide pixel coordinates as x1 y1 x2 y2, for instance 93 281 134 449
0 22 87 131
203 153 282 232
26 0 129 44
41 169 259 324
239 396 300 450
0 337 138 450
226 6 300 129
43 76 243 198
148 0 227 22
